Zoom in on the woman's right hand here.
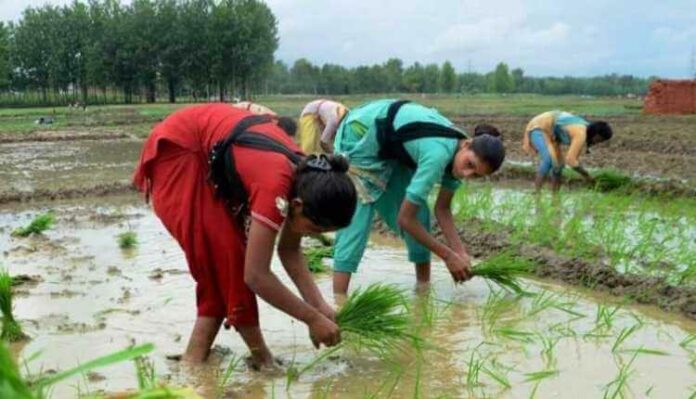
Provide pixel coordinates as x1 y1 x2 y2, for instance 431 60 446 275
308 312 341 349
444 251 472 284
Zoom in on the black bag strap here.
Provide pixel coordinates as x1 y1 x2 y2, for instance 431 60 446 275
376 100 467 168
208 115 302 225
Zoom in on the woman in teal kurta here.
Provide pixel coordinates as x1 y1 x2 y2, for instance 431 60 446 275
332 99 506 294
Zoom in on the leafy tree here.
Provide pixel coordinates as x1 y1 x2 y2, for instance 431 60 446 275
439 61 457 93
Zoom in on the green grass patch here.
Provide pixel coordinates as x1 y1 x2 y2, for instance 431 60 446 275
12 212 55 237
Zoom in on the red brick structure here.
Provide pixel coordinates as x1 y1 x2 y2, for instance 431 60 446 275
644 79 696 114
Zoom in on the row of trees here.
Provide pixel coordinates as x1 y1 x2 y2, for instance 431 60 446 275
0 0 278 105
0 0 652 106
268 59 652 97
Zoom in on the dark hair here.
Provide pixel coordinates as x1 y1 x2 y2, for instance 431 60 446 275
473 124 502 139
586 121 612 147
471 134 505 173
291 154 357 229
276 116 297 136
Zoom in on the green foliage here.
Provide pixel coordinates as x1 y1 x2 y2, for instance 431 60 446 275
12 212 55 237
472 252 535 295
0 270 25 342
118 231 138 249
336 284 415 356
304 246 332 273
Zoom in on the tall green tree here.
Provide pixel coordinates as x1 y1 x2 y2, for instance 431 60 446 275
0 23 10 89
490 62 513 93
439 61 457 93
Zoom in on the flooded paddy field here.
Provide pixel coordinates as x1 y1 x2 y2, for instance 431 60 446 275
1 100 695 398
2 197 696 398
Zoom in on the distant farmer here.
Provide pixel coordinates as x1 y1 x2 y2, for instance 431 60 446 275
133 104 357 367
331 99 505 295
231 101 297 137
298 99 349 153
522 110 613 191
232 101 276 116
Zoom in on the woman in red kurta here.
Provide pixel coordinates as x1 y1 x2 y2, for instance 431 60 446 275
133 104 357 366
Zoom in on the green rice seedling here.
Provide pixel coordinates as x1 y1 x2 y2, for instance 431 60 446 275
304 246 333 274
536 333 560 367
480 288 522 333
0 270 25 342
336 284 415 356
12 212 55 237
680 334 696 351
216 354 243 396
524 369 559 383
134 356 157 390
472 252 535 295
481 359 512 390
603 352 638 399
118 231 138 249
594 304 621 332
0 342 33 399
493 327 536 344
611 324 642 353
619 347 670 356
592 169 634 192
465 350 484 392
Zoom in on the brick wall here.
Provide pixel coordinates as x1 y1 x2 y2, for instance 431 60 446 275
644 79 696 114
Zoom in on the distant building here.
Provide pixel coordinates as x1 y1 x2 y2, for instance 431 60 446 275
644 79 696 114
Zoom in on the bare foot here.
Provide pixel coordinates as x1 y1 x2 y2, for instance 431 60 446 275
244 354 282 372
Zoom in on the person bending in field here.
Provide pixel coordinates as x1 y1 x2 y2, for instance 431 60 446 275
522 110 613 191
298 99 349 154
133 104 357 367
232 101 298 137
332 99 505 295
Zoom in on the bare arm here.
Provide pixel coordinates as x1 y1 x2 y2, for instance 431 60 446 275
277 224 334 316
397 199 471 282
434 188 467 255
243 220 322 324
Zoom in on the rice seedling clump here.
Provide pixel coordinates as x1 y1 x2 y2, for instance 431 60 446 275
118 231 138 249
11 212 55 237
0 270 25 342
336 284 414 356
592 169 634 192
304 246 332 273
472 252 535 295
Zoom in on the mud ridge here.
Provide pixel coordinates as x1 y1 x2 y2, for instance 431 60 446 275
0 182 137 205
492 164 696 197
0 132 132 144
373 219 696 320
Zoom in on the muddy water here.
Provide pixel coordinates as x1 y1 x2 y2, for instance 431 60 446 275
0 139 142 196
1 196 696 398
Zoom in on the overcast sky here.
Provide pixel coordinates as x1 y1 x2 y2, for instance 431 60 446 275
2 0 695 78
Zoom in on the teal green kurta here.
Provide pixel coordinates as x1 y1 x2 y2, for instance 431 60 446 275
333 99 465 272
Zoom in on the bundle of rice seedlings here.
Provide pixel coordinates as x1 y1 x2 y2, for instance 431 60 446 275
0 270 25 342
304 246 332 273
118 231 138 249
0 342 33 399
336 284 415 356
592 169 634 192
472 252 535 295
11 212 55 238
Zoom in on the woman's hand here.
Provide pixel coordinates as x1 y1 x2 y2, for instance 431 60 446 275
307 312 341 348
316 301 337 321
444 250 472 284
